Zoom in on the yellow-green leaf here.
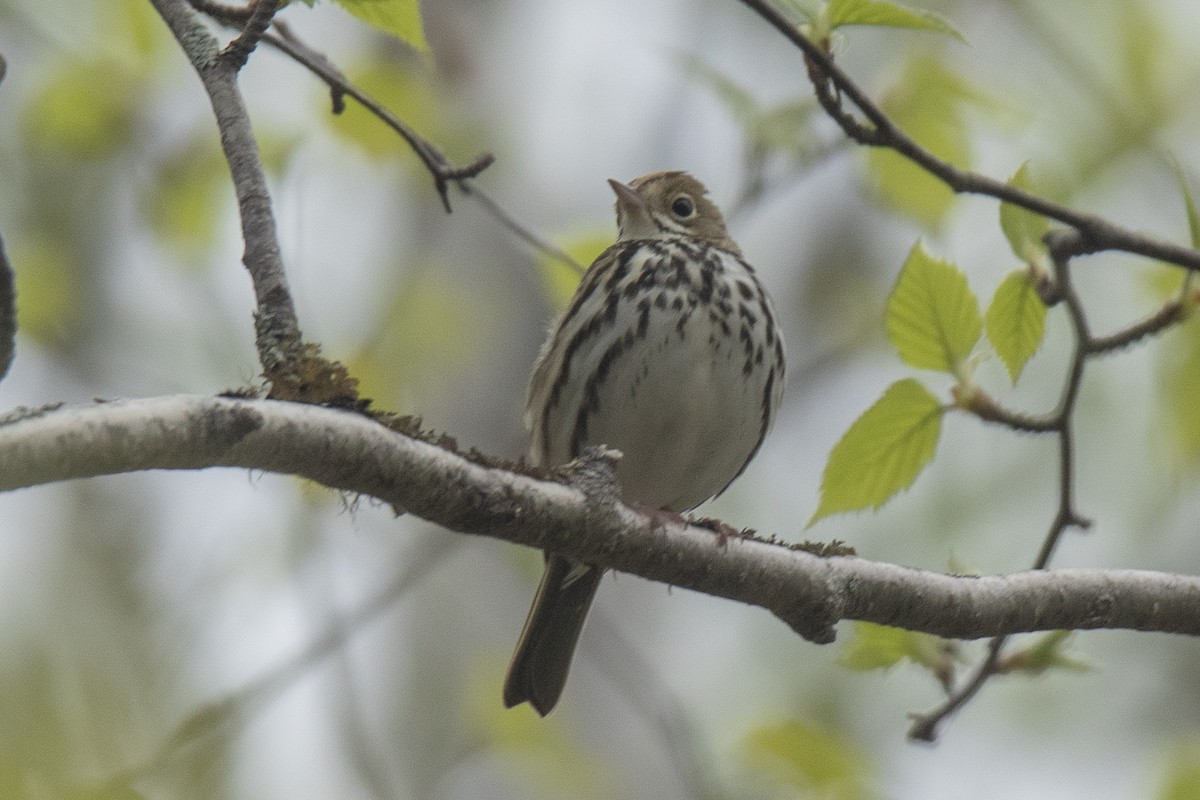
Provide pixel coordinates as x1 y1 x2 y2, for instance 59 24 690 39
1161 321 1200 463
999 162 1049 262
866 58 975 228
333 0 428 52
1177 164 1200 251
986 269 1047 385
24 60 137 158
1156 738 1200 800
1002 631 1089 674
144 133 292 256
827 0 964 41
680 54 818 164
810 378 944 524
741 720 877 798
348 270 475 405
467 659 615 800
677 53 757 121
838 622 946 672
536 233 608 310
886 242 982 375
8 236 81 344
325 59 440 157
144 138 227 254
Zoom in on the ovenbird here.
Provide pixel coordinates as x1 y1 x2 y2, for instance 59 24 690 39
504 171 785 715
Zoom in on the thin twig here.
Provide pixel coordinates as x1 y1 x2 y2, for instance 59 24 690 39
152 0 305 379
458 183 585 274
187 0 253 24
220 0 282 70
194 6 581 277
1087 300 1185 355
730 0 1198 739
266 21 493 213
264 20 583 273
98 535 455 790
960 390 1057 434
966 295 1187 430
0 237 14 382
733 0 1200 273
910 239 1095 740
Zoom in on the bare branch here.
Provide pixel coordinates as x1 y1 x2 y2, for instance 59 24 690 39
0 237 14 381
265 22 494 213
259 21 579 271
733 0 1200 273
1087 299 1186 354
220 0 282 71
911 241 1095 739
189 7 579 277
458 183 585 274
187 0 253 24
151 0 305 381
4 395 1200 643
100 535 455 791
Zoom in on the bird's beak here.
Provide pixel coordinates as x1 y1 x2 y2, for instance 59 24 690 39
607 178 644 210
608 179 654 239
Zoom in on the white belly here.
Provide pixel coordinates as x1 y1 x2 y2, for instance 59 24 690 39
530 240 784 512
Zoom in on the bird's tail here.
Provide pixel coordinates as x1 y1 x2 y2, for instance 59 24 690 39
503 555 603 715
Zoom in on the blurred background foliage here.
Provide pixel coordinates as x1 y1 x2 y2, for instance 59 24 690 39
1 0 1200 798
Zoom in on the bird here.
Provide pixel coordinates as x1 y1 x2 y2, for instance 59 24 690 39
504 170 785 715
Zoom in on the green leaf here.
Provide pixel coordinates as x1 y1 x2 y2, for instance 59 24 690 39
1156 739 1200 800
676 53 758 122
679 54 818 164
1161 321 1200 464
741 720 877 798
810 379 944 524
827 0 965 41
985 269 1047 385
999 162 1050 262
332 0 428 52
1171 161 1200 251
348 270 476 404
866 58 979 228
886 242 982 375
536 233 609 310
468 658 615 800
23 60 137 158
756 99 821 161
1171 159 1200 301
325 59 441 157
1003 631 1089 675
838 622 946 672
144 133 293 256
8 236 81 345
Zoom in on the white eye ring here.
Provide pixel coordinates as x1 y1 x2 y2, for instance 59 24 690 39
671 195 696 218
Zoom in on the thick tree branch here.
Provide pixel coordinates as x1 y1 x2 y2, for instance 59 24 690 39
189 4 581 280
728 0 1200 739
4 395 1200 642
733 0 1200 273
151 0 305 380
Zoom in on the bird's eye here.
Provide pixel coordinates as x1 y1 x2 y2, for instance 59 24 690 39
671 196 695 218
